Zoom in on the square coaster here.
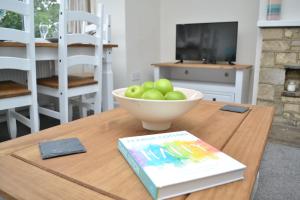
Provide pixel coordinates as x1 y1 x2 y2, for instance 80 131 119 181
39 138 86 160
220 105 249 113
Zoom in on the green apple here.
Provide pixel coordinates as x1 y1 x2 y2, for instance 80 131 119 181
154 79 174 95
142 81 155 91
165 91 187 100
142 89 165 100
125 85 144 99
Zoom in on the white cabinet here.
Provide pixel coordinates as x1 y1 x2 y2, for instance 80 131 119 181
152 63 252 103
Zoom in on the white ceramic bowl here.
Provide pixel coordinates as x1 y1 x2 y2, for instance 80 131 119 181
112 87 203 131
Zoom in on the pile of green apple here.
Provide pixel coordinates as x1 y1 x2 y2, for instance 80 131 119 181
125 79 187 100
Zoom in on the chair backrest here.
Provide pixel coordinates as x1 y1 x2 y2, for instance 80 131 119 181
59 0 103 67
85 14 111 43
0 0 36 90
58 0 103 87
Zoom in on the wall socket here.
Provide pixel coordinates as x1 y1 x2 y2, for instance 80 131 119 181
131 71 141 82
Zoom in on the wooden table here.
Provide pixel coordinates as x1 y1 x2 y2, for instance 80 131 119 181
0 101 274 200
0 42 118 111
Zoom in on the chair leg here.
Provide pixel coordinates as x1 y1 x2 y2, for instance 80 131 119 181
80 95 88 117
94 91 102 114
59 95 69 124
68 103 73 121
30 101 40 133
7 109 17 139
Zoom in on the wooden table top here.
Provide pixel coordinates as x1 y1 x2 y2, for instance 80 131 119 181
0 101 274 200
0 41 118 48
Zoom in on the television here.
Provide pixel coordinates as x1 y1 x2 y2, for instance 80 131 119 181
176 22 238 64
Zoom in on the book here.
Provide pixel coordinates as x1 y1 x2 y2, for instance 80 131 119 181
118 131 246 200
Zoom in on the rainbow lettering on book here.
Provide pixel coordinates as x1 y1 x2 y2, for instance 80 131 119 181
129 139 219 167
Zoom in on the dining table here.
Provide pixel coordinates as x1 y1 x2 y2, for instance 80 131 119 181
0 100 274 200
0 41 118 112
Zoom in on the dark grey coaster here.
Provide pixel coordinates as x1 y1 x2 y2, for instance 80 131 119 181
220 105 249 113
39 138 86 160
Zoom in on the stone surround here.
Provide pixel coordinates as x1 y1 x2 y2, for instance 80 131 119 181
257 28 300 126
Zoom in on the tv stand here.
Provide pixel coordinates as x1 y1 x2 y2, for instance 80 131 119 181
152 62 252 103
174 60 183 64
228 61 235 65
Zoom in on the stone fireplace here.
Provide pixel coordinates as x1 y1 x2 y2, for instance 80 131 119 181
257 28 300 127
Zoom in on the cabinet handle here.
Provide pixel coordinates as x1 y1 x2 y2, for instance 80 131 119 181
212 98 216 101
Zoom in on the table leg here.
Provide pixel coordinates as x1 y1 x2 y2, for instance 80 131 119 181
102 48 114 111
234 69 250 104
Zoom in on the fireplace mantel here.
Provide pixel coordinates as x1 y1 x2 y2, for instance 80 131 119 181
257 20 300 28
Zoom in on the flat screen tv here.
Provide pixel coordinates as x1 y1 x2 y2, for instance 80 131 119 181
176 22 238 64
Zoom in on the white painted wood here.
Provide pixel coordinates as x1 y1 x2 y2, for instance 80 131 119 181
154 65 251 103
67 55 98 67
24 0 39 133
0 0 39 136
0 27 30 44
234 70 244 103
0 57 31 70
172 80 235 93
68 103 73 121
67 34 98 45
7 109 17 139
252 28 263 104
67 11 100 26
10 110 31 127
0 0 30 15
79 95 88 117
58 0 69 124
102 48 113 110
103 15 111 43
257 20 300 27
0 95 32 110
67 84 99 97
37 85 60 97
38 106 60 120
0 46 114 112
169 68 235 83
37 0 104 124
91 2 103 114
154 67 160 81
172 80 235 102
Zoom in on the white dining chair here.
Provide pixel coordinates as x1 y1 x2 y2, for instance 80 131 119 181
0 0 39 138
79 14 112 117
37 1 104 124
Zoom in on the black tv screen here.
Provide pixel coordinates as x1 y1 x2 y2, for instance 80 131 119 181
176 22 238 63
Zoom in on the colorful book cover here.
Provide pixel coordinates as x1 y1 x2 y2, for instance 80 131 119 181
118 131 246 200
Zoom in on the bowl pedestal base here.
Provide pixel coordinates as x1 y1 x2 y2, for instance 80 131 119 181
142 121 171 131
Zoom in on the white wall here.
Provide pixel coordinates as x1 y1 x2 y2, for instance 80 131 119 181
98 0 127 89
159 0 259 103
281 0 300 20
99 0 160 88
125 0 161 85
160 0 259 65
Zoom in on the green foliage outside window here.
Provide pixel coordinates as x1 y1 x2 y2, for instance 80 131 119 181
0 0 59 38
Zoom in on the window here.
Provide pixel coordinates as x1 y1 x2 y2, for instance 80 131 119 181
0 0 59 38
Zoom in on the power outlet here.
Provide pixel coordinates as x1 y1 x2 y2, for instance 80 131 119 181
131 71 141 82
